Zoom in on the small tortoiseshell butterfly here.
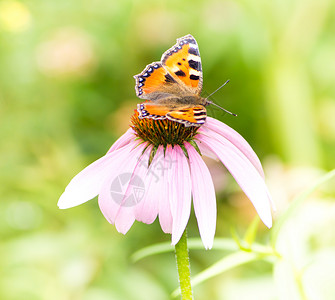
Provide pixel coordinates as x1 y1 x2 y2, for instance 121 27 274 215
134 34 211 127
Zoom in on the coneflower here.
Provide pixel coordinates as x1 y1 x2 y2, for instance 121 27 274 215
58 111 272 249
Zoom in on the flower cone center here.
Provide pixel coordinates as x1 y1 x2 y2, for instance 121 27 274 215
131 112 199 147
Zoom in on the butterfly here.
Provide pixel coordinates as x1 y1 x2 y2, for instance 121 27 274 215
134 34 210 127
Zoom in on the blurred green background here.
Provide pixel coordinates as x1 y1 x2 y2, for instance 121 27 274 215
1 0 335 299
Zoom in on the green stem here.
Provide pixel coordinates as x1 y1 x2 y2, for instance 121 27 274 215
175 229 193 300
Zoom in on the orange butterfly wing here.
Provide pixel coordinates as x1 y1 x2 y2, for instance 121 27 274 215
167 105 206 127
137 103 170 120
138 103 206 127
134 62 178 100
161 34 203 94
134 35 203 100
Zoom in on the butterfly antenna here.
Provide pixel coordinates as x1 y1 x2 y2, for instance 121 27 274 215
205 80 237 116
205 79 230 99
207 101 237 116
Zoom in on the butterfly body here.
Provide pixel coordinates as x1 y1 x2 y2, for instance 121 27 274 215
154 94 205 106
134 34 208 127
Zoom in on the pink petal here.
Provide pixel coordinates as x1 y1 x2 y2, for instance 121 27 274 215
196 141 219 161
186 143 217 249
58 141 136 209
197 134 272 228
114 208 136 234
158 146 173 234
200 117 265 178
114 144 154 233
107 128 136 154
98 142 147 233
134 146 164 224
170 145 192 245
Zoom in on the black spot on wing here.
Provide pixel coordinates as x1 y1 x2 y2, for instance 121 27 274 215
188 47 198 56
175 70 186 77
190 74 199 80
194 117 206 123
193 111 206 116
188 60 201 71
164 73 176 83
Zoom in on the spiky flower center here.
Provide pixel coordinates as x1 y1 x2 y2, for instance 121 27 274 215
131 111 200 147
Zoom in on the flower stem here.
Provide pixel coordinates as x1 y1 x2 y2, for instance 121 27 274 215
175 229 193 300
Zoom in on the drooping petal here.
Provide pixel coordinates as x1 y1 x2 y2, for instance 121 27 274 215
197 133 273 228
98 142 147 233
114 144 154 233
196 141 219 161
198 133 275 211
134 146 163 224
200 117 265 178
58 141 137 209
186 142 216 249
107 128 136 154
170 145 192 245
114 207 136 234
158 146 173 234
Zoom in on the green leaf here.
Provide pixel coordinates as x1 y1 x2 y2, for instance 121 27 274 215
131 242 173 263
